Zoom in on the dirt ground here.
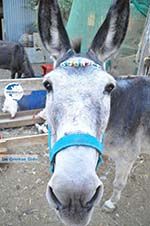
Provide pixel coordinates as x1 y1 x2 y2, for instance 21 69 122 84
0 68 150 226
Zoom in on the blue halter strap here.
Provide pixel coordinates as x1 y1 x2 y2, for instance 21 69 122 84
48 128 104 173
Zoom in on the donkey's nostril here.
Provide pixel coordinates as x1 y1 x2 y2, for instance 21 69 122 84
47 186 64 210
85 185 102 210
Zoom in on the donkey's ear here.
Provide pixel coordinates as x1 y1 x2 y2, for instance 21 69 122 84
89 0 130 62
38 0 72 59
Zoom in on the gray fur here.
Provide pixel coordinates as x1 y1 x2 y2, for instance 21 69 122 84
0 40 35 79
44 64 150 225
44 63 115 226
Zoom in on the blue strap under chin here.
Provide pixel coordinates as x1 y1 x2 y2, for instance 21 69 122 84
48 129 104 173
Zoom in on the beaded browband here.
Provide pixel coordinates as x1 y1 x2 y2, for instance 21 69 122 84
56 49 104 69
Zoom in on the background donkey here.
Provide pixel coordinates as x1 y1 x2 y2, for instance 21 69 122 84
38 0 149 226
0 40 35 79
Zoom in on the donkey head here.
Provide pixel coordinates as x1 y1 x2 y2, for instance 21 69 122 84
38 0 129 225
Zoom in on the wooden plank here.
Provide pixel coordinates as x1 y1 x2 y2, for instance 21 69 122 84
0 134 48 150
0 78 46 114
0 109 44 129
0 108 42 119
0 154 39 163
0 148 8 153
0 78 44 97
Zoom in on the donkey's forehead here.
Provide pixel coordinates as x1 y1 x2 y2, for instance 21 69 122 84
59 56 102 68
45 57 115 88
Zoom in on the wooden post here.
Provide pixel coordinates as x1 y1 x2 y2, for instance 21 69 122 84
0 134 48 151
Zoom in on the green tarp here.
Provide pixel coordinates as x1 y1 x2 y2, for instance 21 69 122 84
66 0 150 74
66 0 112 52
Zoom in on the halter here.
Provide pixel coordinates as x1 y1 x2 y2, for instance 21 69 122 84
48 128 104 173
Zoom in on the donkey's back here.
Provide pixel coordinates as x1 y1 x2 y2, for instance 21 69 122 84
106 76 150 154
103 76 150 210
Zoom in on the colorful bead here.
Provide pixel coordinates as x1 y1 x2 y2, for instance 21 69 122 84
60 58 100 69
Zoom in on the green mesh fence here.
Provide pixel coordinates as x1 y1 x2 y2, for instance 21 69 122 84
111 2 149 75
131 0 150 17
66 0 150 75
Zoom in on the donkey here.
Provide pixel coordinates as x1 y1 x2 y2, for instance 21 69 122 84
0 40 35 79
38 0 150 226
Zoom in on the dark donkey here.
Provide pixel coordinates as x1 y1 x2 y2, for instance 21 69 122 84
0 40 35 79
38 0 150 226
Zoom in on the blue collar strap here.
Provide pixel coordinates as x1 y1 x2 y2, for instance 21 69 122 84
48 130 104 173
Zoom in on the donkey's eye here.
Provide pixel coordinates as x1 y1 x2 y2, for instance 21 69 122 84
104 83 115 94
43 80 53 92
